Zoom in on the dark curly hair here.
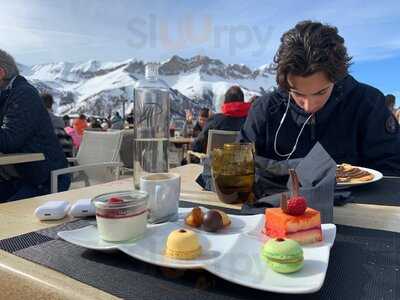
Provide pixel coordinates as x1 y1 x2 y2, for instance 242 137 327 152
273 21 352 91
41 92 54 110
224 85 244 103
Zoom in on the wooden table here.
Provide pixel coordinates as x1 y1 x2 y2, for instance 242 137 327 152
169 137 194 145
0 164 399 299
169 137 194 163
0 153 45 166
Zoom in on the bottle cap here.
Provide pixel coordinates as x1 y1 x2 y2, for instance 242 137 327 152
145 63 159 79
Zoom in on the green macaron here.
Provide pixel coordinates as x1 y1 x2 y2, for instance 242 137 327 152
261 238 304 273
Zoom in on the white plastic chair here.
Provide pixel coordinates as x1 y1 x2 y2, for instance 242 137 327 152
51 130 123 193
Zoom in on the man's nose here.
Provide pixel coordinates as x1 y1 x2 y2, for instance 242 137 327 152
302 99 313 112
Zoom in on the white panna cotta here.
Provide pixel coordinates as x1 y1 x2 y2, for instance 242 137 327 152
96 210 148 242
92 190 149 242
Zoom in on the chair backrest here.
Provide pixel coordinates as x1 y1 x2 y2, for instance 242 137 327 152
119 129 134 169
206 129 240 155
77 130 123 185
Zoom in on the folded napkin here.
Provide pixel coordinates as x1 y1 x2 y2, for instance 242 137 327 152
294 142 336 223
243 142 337 223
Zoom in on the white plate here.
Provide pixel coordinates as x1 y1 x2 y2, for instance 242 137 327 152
58 226 122 250
118 221 238 269
208 223 336 294
58 208 336 294
336 166 383 188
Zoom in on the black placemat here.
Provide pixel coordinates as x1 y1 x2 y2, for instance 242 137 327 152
349 177 400 206
0 204 399 300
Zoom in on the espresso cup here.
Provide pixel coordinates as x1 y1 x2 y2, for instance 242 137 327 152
139 173 180 223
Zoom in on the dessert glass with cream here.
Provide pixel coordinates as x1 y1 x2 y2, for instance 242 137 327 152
92 190 148 242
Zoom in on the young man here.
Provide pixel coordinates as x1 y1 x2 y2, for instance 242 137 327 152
0 49 70 201
193 107 210 137
240 21 400 176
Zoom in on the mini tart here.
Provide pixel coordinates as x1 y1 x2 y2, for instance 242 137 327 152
185 207 204 228
165 229 202 260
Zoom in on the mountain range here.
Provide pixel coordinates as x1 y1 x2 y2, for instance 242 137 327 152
20 55 276 121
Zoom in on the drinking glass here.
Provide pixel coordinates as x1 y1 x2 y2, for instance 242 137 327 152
211 143 255 204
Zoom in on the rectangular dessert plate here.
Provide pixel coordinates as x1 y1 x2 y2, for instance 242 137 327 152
206 222 336 294
58 207 336 294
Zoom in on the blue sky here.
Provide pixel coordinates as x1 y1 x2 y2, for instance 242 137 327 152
1 0 400 102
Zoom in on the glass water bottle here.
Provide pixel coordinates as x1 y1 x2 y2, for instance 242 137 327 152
133 63 170 188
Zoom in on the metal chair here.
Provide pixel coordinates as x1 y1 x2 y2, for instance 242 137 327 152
206 129 240 154
119 129 134 174
187 129 240 162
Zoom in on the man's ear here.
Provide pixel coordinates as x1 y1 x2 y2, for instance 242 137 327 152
0 67 6 80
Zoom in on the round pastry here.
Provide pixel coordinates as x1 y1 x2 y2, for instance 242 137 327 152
215 210 231 227
165 229 202 260
185 207 204 228
261 238 304 273
202 210 223 232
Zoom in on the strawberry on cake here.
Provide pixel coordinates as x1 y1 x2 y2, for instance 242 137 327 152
264 169 323 244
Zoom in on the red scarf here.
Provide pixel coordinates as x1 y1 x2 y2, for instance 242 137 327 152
221 101 251 117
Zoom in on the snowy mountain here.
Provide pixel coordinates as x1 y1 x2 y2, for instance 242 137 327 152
20 55 276 120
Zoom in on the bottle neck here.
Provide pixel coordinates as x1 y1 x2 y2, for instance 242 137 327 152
145 75 157 81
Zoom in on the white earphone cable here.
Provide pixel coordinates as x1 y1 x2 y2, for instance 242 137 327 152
273 94 314 160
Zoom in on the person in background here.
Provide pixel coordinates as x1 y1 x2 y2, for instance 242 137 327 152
182 110 195 138
63 115 82 149
169 118 177 137
111 111 124 129
193 107 210 137
385 94 400 123
192 86 251 153
63 114 71 127
91 118 103 130
126 109 134 125
41 93 73 158
73 114 88 136
240 20 400 176
85 117 103 131
0 49 70 202
385 94 396 113
101 119 110 131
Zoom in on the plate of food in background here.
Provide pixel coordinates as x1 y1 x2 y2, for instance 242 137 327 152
336 163 383 188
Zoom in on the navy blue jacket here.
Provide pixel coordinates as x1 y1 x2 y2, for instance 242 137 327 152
0 76 68 186
239 75 400 176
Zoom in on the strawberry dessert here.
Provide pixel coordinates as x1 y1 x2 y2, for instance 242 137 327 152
264 169 323 244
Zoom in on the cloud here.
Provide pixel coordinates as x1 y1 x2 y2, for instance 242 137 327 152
1 0 400 66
